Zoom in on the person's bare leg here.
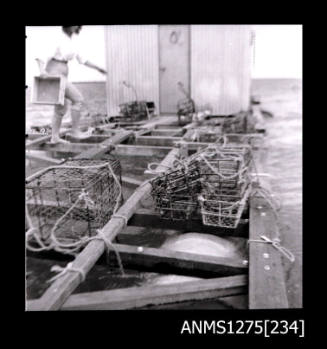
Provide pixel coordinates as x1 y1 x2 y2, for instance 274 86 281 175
66 83 91 139
50 101 69 144
71 104 92 139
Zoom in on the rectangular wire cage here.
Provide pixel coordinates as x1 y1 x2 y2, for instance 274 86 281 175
197 128 223 143
153 194 200 221
151 160 202 220
119 101 148 122
198 184 252 228
196 146 252 197
151 160 201 195
25 157 122 243
177 98 195 117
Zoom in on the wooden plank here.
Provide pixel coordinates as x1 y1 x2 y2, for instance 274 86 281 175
27 147 181 311
135 136 182 147
27 142 100 153
140 116 179 130
65 134 113 143
75 130 133 159
248 148 288 309
129 209 248 237
26 133 51 141
26 130 69 149
151 129 183 137
121 176 143 188
114 144 171 157
26 152 62 165
107 243 247 277
59 275 247 310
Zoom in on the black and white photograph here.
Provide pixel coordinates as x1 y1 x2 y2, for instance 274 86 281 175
25 25 302 319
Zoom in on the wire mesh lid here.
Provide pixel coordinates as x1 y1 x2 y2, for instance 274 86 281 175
26 157 121 190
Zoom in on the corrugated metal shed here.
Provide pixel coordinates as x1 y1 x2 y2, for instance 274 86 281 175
105 25 159 116
105 25 251 116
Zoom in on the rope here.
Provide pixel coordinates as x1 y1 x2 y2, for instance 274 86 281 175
248 235 295 262
111 214 128 227
93 229 125 276
199 153 248 180
47 262 86 283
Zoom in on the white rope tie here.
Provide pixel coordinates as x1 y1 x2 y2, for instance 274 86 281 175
47 262 86 283
111 214 128 227
94 229 125 276
248 235 295 262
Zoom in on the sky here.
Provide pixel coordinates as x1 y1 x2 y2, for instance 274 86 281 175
25 25 302 84
251 25 302 79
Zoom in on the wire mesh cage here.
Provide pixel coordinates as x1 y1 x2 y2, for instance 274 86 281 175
151 160 201 195
195 146 252 196
198 184 252 228
150 160 202 220
177 98 195 117
154 194 200 221
119 101 149 122
25 157 122 244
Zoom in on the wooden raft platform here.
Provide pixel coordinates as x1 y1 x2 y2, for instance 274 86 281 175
25 115 288 310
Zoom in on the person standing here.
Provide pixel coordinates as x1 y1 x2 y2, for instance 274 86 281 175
36 26 107 144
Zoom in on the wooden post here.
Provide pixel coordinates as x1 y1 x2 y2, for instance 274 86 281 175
248 148 289 309
57 275 247 310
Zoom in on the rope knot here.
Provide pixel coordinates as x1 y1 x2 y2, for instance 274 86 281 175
248 235 295 262
47 262 86 284
78 189 95 208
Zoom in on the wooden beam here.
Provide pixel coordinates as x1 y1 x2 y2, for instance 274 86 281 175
121 176 143 188
113 144 171 157
151 129 183 137
27 147 181 311
26 130 69 149
58 275 247 310
27 142 99 153
129 209 249 237
140 116 179 130
75 130 133 159
107 243 247 277
65 134 113 143
248 148 288 309
135 136 182 147
26 152 62 165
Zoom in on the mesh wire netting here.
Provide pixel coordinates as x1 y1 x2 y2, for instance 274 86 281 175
177 98 195 117
150 142 253 228
198 184 252 229
119 101 148 121
26 157 122 244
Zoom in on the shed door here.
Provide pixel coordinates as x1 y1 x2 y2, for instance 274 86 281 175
159 25 190 114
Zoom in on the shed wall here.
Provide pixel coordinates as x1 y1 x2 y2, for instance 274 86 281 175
105 25 159 116
105 25 251 116
190 25 251 115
